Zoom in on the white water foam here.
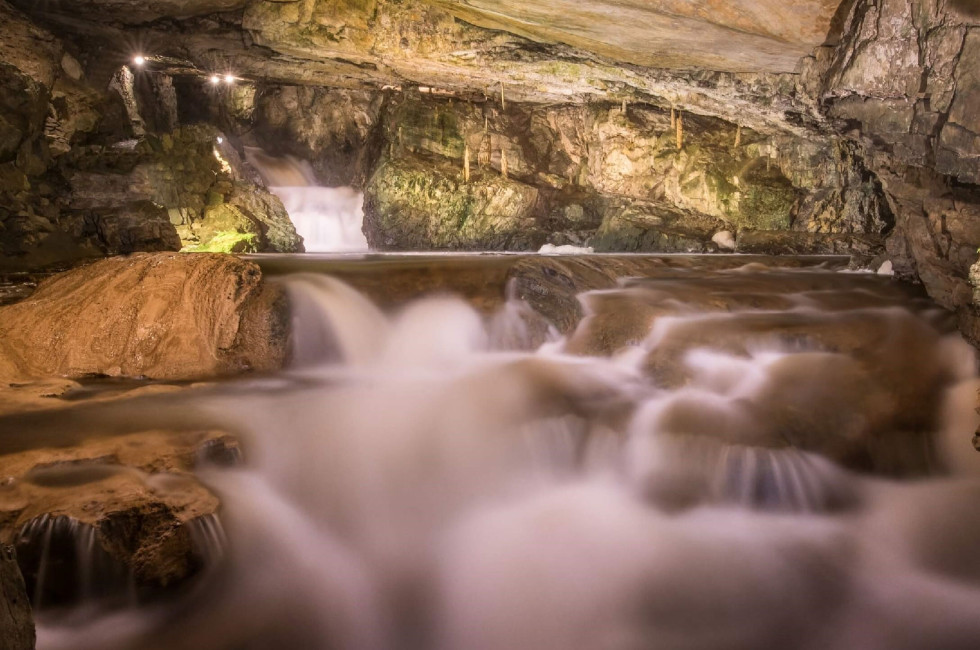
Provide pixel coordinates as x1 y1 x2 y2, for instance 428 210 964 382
245 147 369 253
10 263 980 650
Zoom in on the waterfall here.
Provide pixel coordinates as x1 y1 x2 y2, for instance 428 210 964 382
16 515 133 611
245 148 369 253
10 259 980 650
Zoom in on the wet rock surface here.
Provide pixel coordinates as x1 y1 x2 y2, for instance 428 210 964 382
0 253 288 383
0 254 975 650
0 422 233 608
558 265 957 474
251 253 854 335
0 352 238 610
0 544 34 650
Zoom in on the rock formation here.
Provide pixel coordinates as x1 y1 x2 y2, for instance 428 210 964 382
0 0 302 270
0 417 235 608
806 0 980 332
0 0 975 337
0 253 288 382
0 544 33 650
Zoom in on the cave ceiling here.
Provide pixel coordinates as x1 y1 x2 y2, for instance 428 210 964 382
14 0 852 135
425 0 846 72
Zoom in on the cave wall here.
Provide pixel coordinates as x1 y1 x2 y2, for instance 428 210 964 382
189 81 387 189
804 0 980 335
196 78 892 256
1 0 979 340
353 94 891 256
0 0 302 271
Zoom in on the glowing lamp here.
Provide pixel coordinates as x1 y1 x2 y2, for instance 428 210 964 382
224 74 235 84
133 55 146 66
209 75 221 84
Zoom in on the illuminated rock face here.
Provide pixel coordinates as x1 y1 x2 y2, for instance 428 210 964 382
426 0 844 72
812 0 980 316
0 0 979 336
360 97 890 256
0 253 287 383
364 155 542 251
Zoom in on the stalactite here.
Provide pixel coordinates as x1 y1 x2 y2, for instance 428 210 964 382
464 144 471 183
676 111 684 150
501 147 508 178
479 136 490 168
734 125 742 149
621 98 627 113
500 81 506 111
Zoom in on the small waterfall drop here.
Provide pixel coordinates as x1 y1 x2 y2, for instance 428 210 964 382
9 259 980 650
16 515 134 611
245 147 369 253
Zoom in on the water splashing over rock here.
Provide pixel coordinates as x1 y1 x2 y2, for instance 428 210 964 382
245 148 369 253
2 257 979 650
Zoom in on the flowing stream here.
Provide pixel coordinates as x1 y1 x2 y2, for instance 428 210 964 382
5 257 980 650
245 148 369 253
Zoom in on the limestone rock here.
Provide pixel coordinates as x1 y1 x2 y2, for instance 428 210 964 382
0 421 236 606
372 97 889 253
66 126 303 256
0 253 288 383
0 544 33 650
28 0 246 22
815 0 980 316
592 201 725 253
243 0 843 75
252 86 385 188
363 155 542 250
66 201 183 256
735 230 884 262
23 0 827 135
426 0 843 73
0 1 61 90
938 30 980 181
712 231 736 250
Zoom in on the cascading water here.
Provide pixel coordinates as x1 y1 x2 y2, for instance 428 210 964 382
245 148 369 253
16 515 133 611
5 259 980 649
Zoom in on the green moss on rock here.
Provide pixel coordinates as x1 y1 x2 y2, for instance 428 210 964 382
183 230 259 254
733 177 798 231
363 154 542 250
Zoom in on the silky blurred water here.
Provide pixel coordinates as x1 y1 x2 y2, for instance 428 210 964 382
245 148 369 253
8 259 980 650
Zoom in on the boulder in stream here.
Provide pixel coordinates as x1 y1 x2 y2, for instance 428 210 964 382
0 253 288 382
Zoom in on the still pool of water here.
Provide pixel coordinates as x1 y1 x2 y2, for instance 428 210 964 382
3 254 980 650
